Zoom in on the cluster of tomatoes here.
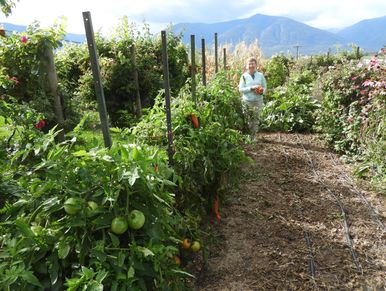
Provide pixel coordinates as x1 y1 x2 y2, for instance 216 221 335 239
175 238 201 265
253 85 264 95
63 197 146 233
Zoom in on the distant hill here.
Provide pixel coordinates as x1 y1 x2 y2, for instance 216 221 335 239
3 13 385 56
0 22 85 43
337 16 386 52
172 14 348 56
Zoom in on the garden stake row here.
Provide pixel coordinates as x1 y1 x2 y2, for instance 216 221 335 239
278 133 318 289
190 32 222 90
294 134 363 274
83 11 112 148
328 153 386 233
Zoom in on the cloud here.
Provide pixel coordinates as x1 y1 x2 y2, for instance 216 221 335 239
1 0 385 34
126 0 265 24
252 0 386 29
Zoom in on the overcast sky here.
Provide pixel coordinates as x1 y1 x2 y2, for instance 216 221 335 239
1 0 385 34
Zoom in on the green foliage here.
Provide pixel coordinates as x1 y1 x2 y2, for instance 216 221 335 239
0 0 18 16
0 62 248 289
132 73 248 213
0 120 191 290
264 54 293 89
261 63 320 132
55 18 189 128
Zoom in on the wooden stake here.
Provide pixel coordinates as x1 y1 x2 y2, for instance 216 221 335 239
201 38 206 86
190 34 196 103
83 11 112 148
130 45 142 118
161 31 174 166
214 33 218 73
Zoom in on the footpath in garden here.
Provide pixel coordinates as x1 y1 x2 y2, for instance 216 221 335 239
195 132 385 290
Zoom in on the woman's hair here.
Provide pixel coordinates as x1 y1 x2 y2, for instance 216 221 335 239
245 57 258 70
246 57 257 65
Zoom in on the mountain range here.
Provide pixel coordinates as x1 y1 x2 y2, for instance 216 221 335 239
2 14 385 56
172 14 386 56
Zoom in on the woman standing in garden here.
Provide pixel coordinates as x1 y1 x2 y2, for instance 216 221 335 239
238 57 267 138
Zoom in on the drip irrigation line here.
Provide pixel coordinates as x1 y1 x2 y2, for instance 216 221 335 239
328 153 386 233
294 134 363 274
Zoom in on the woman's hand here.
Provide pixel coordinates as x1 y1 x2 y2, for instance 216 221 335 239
253 85 264 95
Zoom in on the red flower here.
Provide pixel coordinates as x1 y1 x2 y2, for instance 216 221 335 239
35 120 46 129
21 36 28 43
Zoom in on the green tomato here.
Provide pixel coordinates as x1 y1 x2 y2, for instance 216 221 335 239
111 217 129 235
191 241 201 252
87 201 98 211
127 210 145 230
64 198 82 215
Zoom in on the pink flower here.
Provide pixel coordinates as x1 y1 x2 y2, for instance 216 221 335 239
351 76 358 81
35 120 46 129
360 89 368 96
21 36 28 43
362 79 374 87
9 76 20 85
346 117 354 123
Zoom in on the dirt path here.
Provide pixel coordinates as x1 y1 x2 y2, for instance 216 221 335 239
194 133 385 291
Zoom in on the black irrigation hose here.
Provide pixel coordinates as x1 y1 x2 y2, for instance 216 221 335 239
304 231 316 278
294 134 363 275
328 153 386 233
278 133 318 288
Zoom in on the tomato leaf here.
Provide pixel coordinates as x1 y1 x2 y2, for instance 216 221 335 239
127 266 135 279
14 220 34 238
85 282 103 291
108 232 120 248
57 241 70 259
171 269 195 278
21 270 43 287
117 251 125 267
137 246 154 257
128 167 140 186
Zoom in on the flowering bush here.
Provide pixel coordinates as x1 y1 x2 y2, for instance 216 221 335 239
315 48 386 191
0 21 66 126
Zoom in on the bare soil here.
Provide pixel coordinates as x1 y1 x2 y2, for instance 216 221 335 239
194 133 385 291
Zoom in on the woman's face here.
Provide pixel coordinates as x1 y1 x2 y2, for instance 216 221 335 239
247 61 256 73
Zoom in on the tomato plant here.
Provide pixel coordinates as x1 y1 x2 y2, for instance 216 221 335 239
0 123 192 290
